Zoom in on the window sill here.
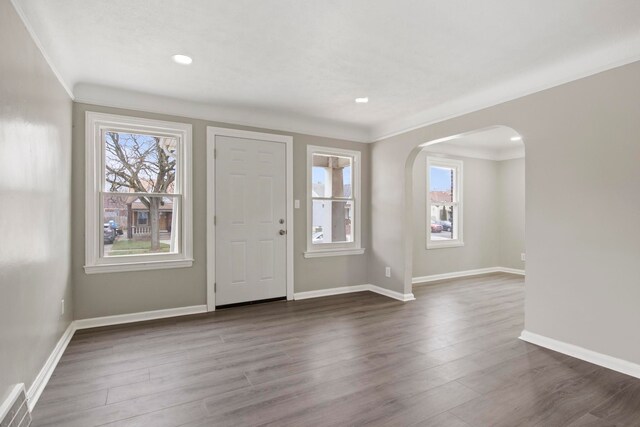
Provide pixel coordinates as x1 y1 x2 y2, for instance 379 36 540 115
84 258 194 274
427 241 464 250
303 248 365 258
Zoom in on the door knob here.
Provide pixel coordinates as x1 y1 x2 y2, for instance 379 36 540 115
279 229 287 235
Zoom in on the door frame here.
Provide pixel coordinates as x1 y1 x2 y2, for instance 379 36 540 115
206 127 294 311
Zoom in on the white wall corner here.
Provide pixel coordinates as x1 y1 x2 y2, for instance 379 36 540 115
520 330 640 380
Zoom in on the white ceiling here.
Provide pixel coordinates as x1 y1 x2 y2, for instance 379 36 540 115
422 126 524 161
13 0 640 142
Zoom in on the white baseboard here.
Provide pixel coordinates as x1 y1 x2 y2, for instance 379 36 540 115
519 330 640 379
24 304 207 411
294 285 370 300
1 383 26 424
497 267 526 275
26 322 74 410
73 305 208 330
413 266 525 285
368 284 416 302
294 284 415 302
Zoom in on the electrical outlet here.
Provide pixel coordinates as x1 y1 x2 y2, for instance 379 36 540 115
385 267 391 278
294 199 300 209
521 253 526 262
61 299 65 315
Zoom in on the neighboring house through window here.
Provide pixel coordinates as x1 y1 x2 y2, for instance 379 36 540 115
85 112 193 273
427 157 464 248
305 146 364 258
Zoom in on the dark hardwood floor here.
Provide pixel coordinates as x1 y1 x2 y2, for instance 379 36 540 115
32 273 640 426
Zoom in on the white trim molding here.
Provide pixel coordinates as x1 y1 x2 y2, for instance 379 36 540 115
73 305 208 330
22 304 208 411
75 83 370 143
84 111 193 274
206 127 294 311
294 285 370 300
295 284 415 302
369 285 416 302
426 156 464 249
520 330 640 380
0 383 26 425
370 34 640 141
413 266 525 285
9 0 75 100
26 323 75 410
306 145 363 256
303 248 365 258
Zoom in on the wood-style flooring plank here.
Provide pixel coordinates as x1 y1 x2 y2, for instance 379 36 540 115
30 273 640 427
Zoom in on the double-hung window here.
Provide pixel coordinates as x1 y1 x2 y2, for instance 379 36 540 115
427 157 463 249
305 146 363 258
85 112 193 273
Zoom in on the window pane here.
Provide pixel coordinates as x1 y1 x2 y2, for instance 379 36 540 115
429 166 454 203
104 131 178 193
103 194 178 256
430 204 455 241
311 200 354 244
312 154 353 198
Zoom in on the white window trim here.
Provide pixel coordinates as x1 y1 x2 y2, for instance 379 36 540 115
84 112 193 274
304 145 363 258
426 156 464 249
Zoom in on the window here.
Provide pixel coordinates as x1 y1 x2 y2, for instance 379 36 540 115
85 112 193 273
427 157 463 249
305 146 363 258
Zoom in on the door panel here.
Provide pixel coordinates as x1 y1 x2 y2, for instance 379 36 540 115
216 136 286 306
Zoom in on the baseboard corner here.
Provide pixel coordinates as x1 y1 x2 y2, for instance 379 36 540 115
367 284 416 302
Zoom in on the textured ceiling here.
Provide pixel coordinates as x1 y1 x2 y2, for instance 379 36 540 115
13 0 640 141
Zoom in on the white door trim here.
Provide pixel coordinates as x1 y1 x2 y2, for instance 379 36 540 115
206 127 294 311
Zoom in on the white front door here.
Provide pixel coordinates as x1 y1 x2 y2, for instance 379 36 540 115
215 136 287 306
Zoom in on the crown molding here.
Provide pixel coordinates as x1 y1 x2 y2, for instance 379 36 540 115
73 83 370 143
10 0 75 100
13 0 639 144
370 34 640 142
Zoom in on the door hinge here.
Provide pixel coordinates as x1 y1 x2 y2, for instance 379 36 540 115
214 149 217 159
214 215 216 225
214 282 217 292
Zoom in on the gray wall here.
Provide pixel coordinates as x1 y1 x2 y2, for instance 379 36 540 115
72 103 370 319
497 158 526 270
0 0 73 403
412 152 500 278
370 61 640 365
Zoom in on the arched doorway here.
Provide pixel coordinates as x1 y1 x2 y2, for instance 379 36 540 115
403 125 525 297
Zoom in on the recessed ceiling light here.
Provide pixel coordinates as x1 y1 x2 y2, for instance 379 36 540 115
172 54 193 65
510 136 522 141
355 97 369 104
